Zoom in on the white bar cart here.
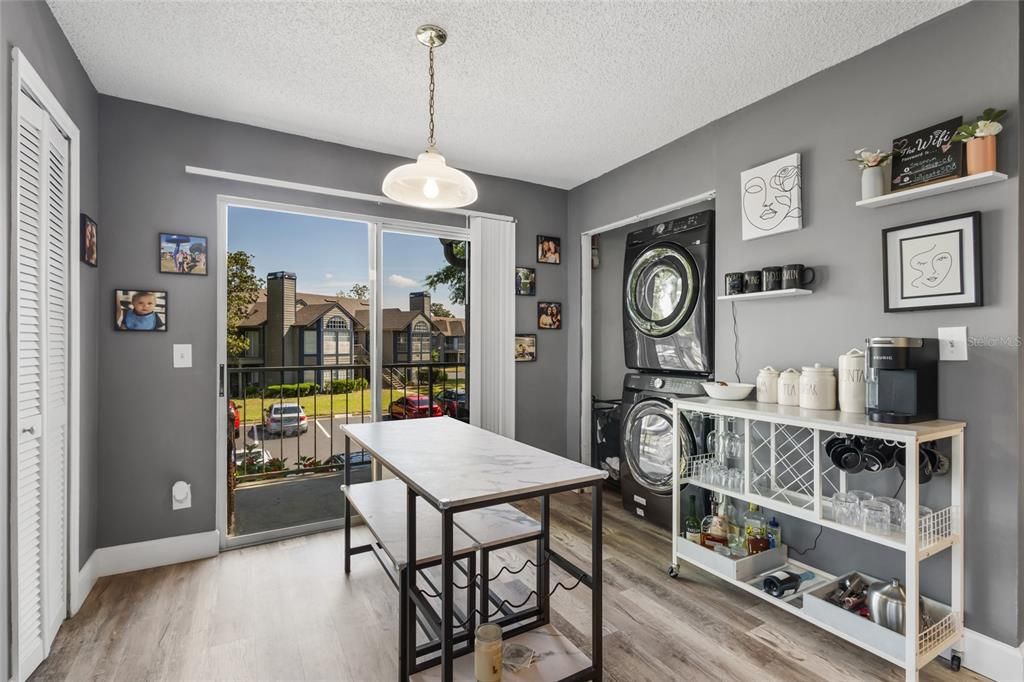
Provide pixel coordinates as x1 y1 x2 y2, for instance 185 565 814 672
670 397 965 681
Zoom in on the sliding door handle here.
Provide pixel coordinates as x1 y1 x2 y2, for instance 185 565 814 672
219 364 225 397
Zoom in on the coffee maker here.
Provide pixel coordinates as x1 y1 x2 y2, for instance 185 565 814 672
865 337 939 423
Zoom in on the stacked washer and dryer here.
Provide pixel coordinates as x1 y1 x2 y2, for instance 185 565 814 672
619 209 714 530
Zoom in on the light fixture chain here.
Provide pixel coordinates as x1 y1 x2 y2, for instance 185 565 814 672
427 45 436 148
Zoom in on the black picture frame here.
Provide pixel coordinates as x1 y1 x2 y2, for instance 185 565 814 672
538 301 562 330
80 214 98 267
514 334 537 362
515 267 536 296
881 211 982 313
114 289 168 331
536 235 561 264
159 233 208 276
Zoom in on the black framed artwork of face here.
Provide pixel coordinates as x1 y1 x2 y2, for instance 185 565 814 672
537 302 562 330
536 235 561 264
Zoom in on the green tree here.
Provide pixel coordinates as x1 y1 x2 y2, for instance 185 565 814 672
430 302 453 318
424 241 466 305
344 283 369 300
227 251 264 359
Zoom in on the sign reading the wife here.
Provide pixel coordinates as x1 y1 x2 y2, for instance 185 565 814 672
890 117 965 192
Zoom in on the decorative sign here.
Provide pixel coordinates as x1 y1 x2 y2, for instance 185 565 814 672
890 117 965 191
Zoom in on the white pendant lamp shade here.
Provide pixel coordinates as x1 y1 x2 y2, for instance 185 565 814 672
382 149 478 209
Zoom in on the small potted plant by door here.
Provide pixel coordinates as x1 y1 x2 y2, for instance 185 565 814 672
849 148 893 200
953 108 1007 175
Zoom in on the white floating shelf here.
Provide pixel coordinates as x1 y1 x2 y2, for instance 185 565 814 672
855 170 1008 208
717 288 813 302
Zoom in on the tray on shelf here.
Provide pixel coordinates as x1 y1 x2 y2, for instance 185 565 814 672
675 536 787 580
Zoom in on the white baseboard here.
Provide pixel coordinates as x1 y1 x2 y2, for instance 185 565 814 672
91 530 220 580
944 628 1024 681
71 551 97 615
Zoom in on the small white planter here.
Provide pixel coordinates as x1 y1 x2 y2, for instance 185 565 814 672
861 166 885 200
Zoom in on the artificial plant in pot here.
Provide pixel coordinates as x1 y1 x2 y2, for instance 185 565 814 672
953 108 1007 175
849 148 892 200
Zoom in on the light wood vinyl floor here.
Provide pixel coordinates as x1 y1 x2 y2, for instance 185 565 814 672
32 491 984 681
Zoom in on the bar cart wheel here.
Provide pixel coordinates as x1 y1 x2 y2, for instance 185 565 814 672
950 652 962 672
667 565 679 578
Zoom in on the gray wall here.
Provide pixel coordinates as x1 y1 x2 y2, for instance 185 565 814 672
1 0 101 674
567 2 1021 645
97 96 568 547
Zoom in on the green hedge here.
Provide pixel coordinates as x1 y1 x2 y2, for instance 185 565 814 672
262 382 318 398
329 377 369 394
416 368 448 384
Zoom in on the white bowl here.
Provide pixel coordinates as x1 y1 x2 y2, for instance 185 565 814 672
701 382 755 400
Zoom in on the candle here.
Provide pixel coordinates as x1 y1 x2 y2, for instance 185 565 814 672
474 623 503 682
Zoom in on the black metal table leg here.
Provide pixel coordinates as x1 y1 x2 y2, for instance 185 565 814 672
466 551 477 642
441 509 455 681
399 565 408 681
592 483 603 679
479 549 490 625
344 435 352 574
538 494 550 626
406 486 418 681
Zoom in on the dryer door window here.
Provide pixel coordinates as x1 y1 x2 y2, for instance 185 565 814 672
622 398 695 493
625 244 699 338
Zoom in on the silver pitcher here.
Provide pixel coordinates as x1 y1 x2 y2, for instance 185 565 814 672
867 578 928 634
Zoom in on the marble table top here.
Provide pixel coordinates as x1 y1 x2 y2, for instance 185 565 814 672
454 504 541 549
342 417 606 509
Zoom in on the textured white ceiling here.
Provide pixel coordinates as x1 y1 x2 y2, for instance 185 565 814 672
48 1 964 189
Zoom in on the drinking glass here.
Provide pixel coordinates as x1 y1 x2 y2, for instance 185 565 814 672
873 496 905 531
727 468 743 492
832 492 860 527
861 500 892 534
848 489 874 504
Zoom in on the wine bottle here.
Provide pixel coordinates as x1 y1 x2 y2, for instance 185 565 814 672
762 570 815 598
685 495 701 543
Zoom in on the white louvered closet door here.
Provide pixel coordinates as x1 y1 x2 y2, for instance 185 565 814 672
13 88 70 681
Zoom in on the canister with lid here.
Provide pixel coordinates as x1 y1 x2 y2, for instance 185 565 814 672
799 363 837 410
838 348 867 413
777 368 801 406
756 366 780 403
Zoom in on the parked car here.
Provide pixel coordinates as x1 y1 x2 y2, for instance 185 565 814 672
388 395 442 420
228 400 240 438
263 403 309 436
436 389 468 419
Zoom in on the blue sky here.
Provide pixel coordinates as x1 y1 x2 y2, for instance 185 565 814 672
227 206 464 316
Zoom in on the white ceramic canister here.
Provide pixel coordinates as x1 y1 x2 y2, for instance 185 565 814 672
838 347 867 414
777 368 801 406
799 363 837 411
756 366 780 403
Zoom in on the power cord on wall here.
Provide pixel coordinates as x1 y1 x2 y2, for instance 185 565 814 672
731 301 741 382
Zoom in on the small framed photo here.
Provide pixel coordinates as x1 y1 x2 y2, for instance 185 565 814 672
538 302 562 330
115 289 167 331
80 214 98 266
882 212 982 312
537 235 561 264
515 267 536 296
514 334 537 362
160 233 208 275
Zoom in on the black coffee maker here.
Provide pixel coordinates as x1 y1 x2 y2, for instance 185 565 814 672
865 337 939 423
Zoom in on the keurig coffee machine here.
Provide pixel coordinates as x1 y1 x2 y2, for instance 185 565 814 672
865 337 939 423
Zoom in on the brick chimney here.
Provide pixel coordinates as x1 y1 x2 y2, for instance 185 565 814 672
410 291 431 315
266 272 296 366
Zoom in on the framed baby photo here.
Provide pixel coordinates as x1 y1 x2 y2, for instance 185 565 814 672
536 235 561 264
115 289 168 331
514 334 537 362
80 214 98 266
515 267 536 296
160 233 208 275
537 302 562 330
882 211 982 312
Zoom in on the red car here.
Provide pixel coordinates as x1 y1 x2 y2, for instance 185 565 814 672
228 400 240 438
389 395 443 419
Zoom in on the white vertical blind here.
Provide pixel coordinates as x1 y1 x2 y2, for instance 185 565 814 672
12 88 70 681
468 217 516 437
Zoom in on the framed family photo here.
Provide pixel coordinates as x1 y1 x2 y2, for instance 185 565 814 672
882 212 982 312
538 302 562 329
160 233 208 275
80 214 98 266
515 267 536 295
514 334 537 362
537 235 561 264
115 289 168 331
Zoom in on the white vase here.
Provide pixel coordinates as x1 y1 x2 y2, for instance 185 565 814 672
861 166 885 200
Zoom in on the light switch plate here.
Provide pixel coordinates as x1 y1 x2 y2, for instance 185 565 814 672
173 343 192 368
938 326 968 361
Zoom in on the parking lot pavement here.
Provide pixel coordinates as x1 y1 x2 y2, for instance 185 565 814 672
233 415 379 468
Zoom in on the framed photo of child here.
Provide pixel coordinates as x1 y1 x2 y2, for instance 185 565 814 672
80 214 98 266
160 233 208 275
115 289 168 331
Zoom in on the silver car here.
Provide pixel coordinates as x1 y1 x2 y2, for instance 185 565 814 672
263 403 309 436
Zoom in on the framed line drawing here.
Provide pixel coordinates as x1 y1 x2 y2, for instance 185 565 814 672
740 153 802 241
882 212 982 312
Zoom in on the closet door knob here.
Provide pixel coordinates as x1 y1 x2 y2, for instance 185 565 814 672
21 426 35 435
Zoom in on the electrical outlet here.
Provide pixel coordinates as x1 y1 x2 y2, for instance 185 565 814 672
938 327 968 361
172 481 192 510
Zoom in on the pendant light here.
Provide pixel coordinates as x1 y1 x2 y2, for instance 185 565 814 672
382 24 478 209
